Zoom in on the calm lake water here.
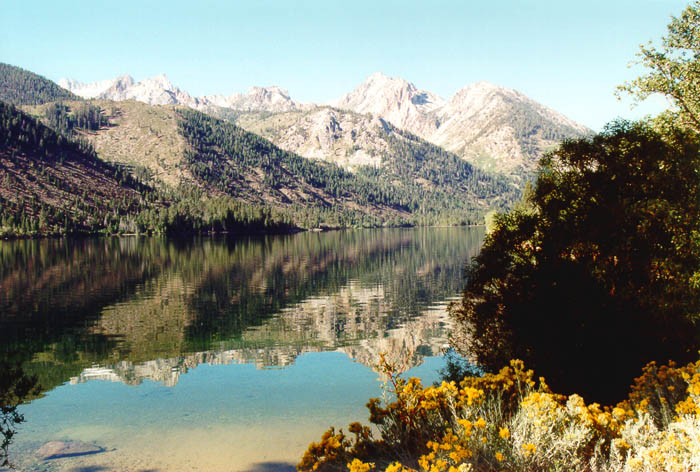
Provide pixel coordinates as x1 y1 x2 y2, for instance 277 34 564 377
0 227 484 472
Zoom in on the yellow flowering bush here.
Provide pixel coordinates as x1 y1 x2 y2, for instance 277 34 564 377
607 413 700 472
619 360 699 427
298 356 700 472
593 359 700 472
347 459 375 472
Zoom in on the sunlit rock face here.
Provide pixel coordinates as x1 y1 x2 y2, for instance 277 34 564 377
203 86 312 113
237 108 388 172
58 75 135 99
331 72 445 137
334 74 590 179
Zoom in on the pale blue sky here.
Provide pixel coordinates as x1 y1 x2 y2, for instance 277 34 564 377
0 0 689 130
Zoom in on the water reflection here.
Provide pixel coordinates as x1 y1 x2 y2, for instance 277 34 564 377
0 359 39 467
0 228 484 394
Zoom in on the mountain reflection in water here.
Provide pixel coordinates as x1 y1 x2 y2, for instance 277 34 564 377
0 227 484 394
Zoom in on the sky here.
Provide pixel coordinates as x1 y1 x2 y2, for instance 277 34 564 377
0 0 690 131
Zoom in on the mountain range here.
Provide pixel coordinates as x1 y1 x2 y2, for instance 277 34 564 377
59 71 591 178
0 62 588 236
59 74 306 113
1 63 523 237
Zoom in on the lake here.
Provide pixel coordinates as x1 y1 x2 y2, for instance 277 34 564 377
0 227 484 472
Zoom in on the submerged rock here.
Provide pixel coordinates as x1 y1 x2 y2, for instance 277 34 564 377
35 440 104 460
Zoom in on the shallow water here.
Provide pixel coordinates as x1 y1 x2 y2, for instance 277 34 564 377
0 227 484 471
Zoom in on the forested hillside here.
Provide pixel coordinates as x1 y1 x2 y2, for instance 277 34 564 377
178 109 516 226
0 63 79 105
234 106 517 213
377 127 515 211
0 101 143 235
43 101 107 135
0 101 296 237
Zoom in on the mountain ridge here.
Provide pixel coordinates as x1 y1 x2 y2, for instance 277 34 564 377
60 73 309 113
330 72 445 134
0 100 146 236
59 70 589 180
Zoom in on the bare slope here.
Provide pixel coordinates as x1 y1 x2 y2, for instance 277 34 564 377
235 107 391 171
83 100 191 188
52 99 514 225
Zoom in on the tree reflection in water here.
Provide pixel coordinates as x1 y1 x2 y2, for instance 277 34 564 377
0 358 38 467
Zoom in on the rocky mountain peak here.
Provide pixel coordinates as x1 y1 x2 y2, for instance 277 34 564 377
441 81 516 116
464 80 504 91
97 74 187 105
142 73 175 91
319 74 591 179
107 75 136 93
57 77 78 90
223 85 301 112
58 75 134 99
57 68 590 182
243 85 293 107
334 72 443 111
365 71 413 91
449 81 522 104
246 85 290 99
332 72 444 134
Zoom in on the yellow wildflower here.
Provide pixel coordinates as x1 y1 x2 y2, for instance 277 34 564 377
522 443 536 457
347 458 374 472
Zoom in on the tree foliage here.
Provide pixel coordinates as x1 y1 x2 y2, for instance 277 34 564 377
618 1 700 132
0 101 94 159
452 121 700 403
44 102 107 135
